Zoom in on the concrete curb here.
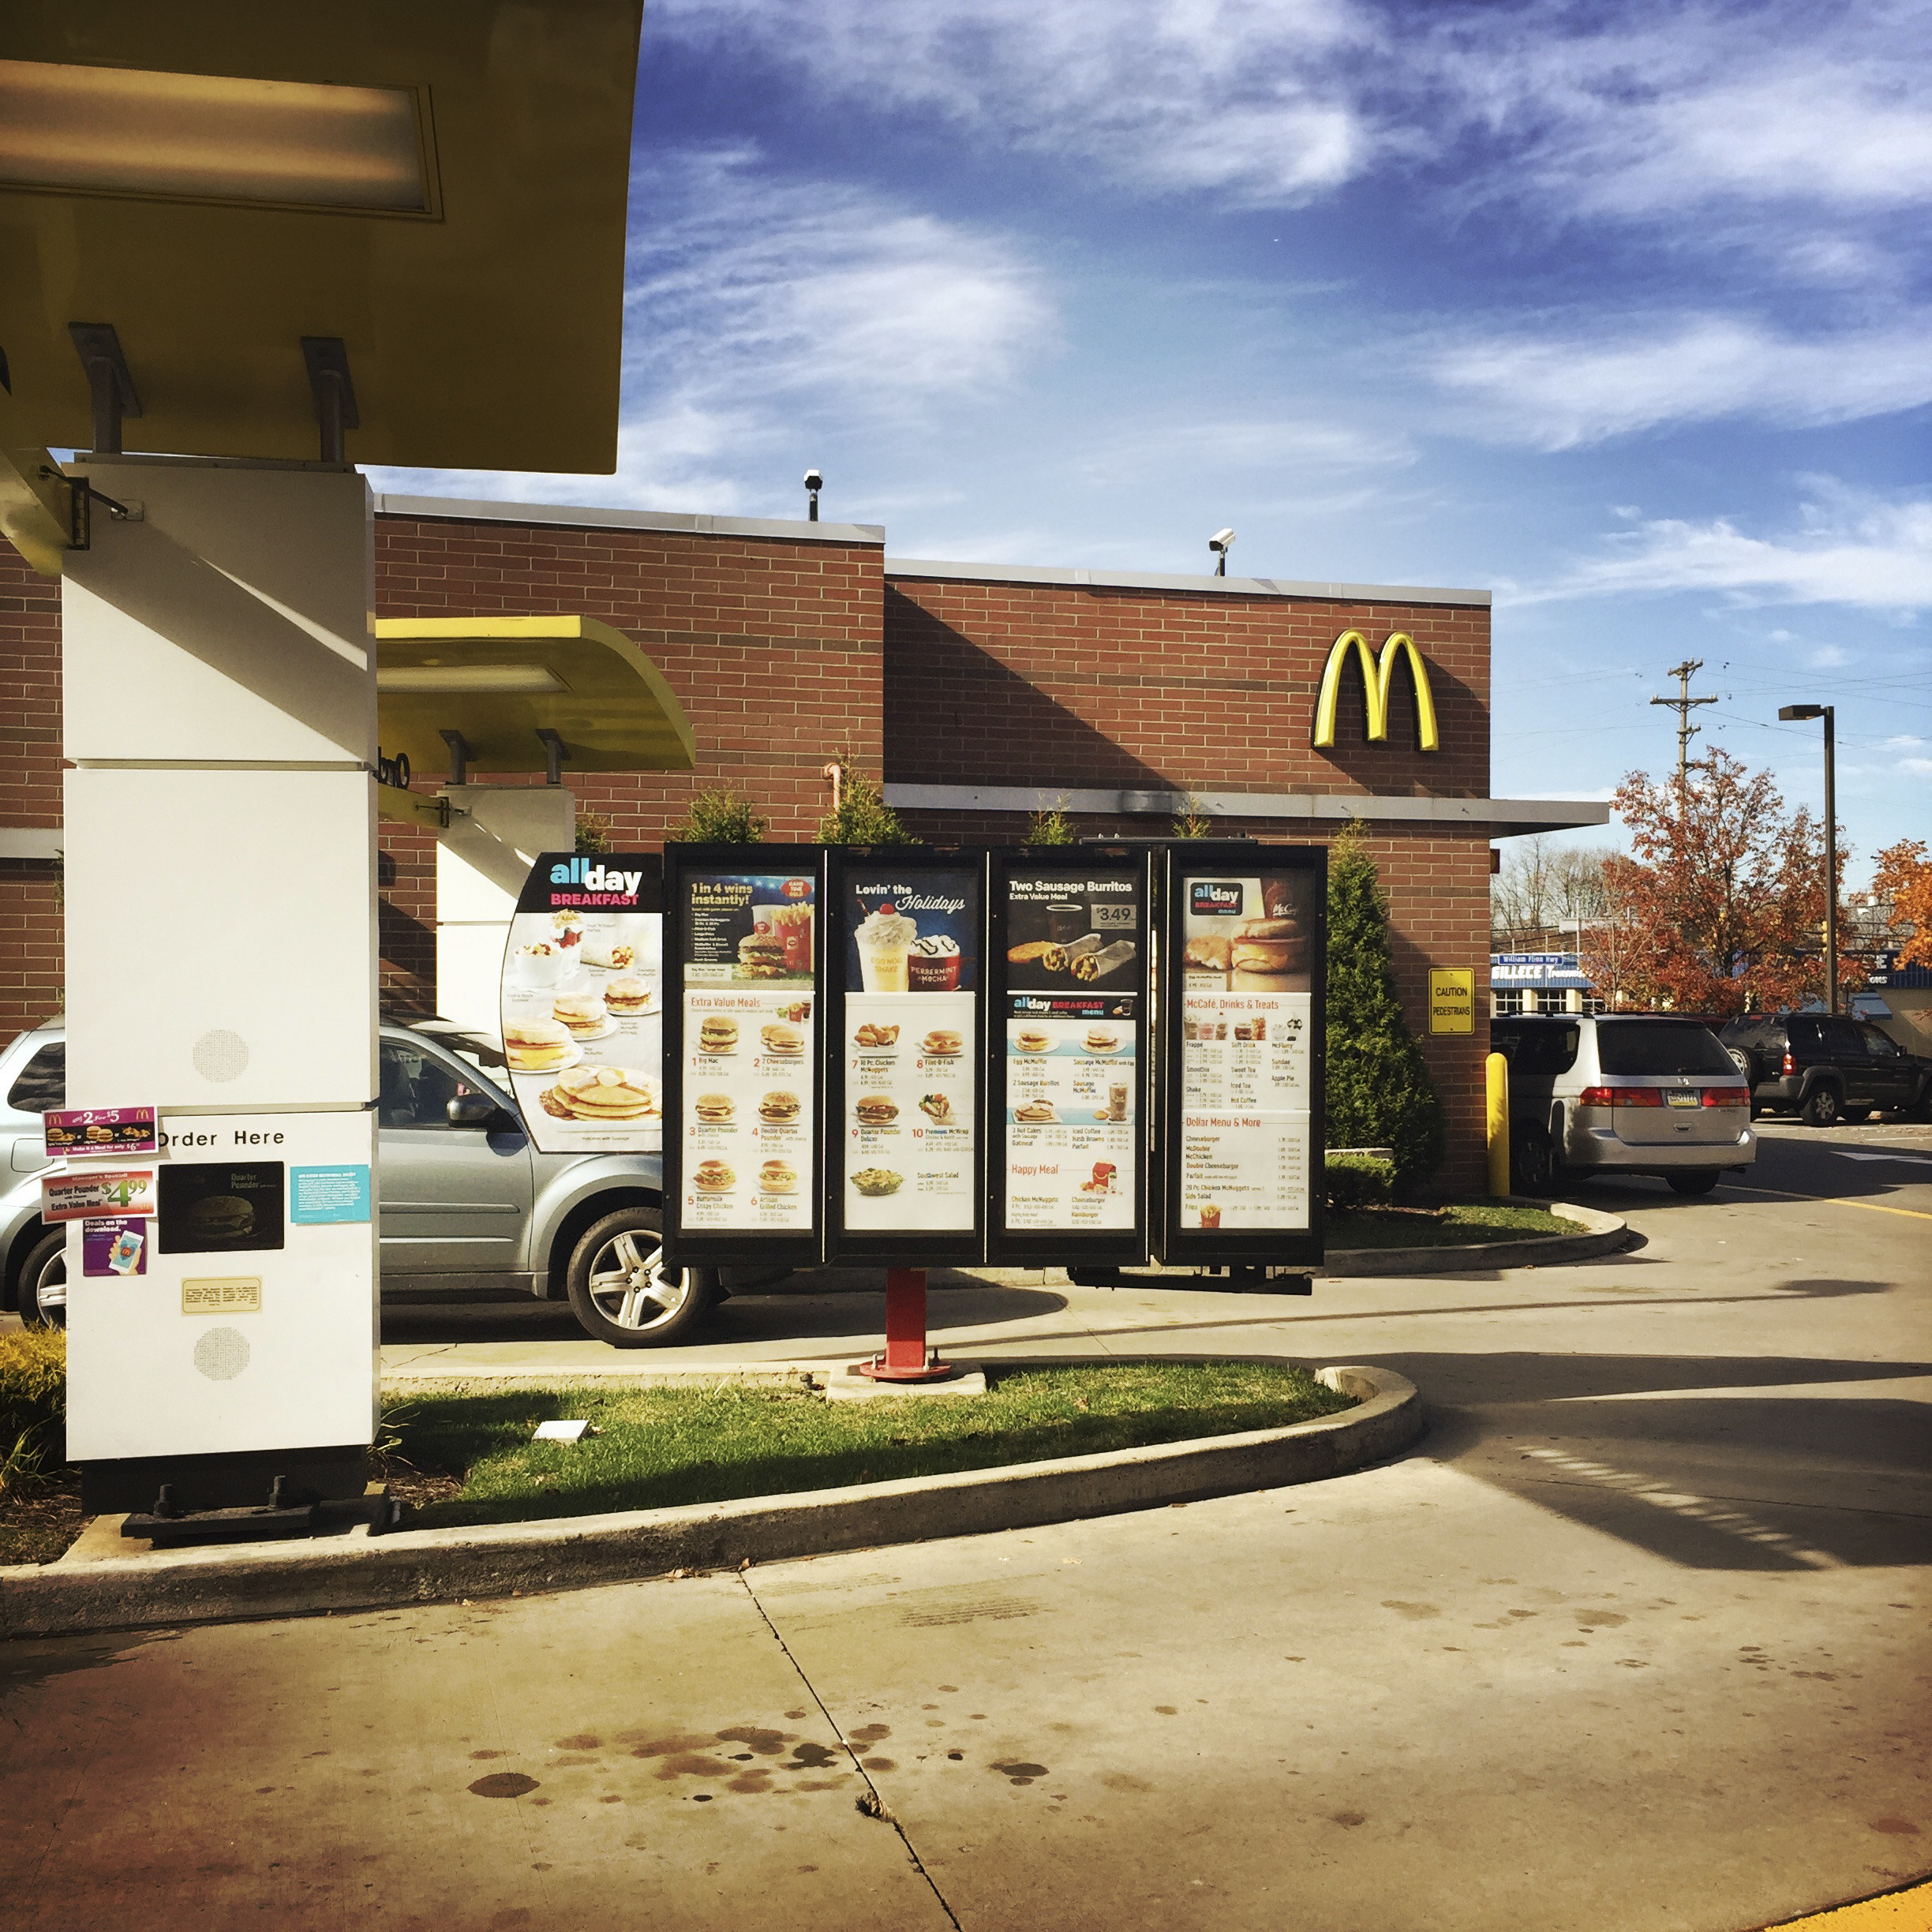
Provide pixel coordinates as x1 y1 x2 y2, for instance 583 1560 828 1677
0 1362 1420 1639
1319 1199 1629 1276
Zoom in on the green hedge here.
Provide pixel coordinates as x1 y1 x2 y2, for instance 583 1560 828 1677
1 1329 67 1492
1324 1152 1395 1215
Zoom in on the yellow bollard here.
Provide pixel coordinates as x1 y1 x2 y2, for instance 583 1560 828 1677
1486 1051 1511 1198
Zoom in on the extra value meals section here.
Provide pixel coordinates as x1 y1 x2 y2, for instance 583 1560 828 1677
1160 844 1326 1268
663 846 824 1265
826 850 988 1263
990 849 1153 1267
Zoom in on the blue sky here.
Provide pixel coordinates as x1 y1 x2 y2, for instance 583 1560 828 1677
373 0 1932 885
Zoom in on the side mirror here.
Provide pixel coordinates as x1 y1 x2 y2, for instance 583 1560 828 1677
446 1093 499 1129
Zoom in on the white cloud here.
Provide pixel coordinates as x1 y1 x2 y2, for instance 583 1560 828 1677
1517 482 1932 612
370 148 1054 511
1809 644 1854 668
1427 316 1932 448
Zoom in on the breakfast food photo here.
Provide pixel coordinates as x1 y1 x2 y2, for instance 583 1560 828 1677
1006 940 1052 964
758 1089 801 1123
1013 1029 1052 1054
1071 938 1136 981
506 1016 578 1072
549 1065 660 1122
1084 1030 1120 1053
1230 916 1310 990
698 1016 739 1054
602 974 653 1014
920 1028 962 1057
552 990 609 1037
694 1159 736 1193
760 1021 804 1056
1183 934 1233 973
581 932 635 971
1013 1100 1058 1124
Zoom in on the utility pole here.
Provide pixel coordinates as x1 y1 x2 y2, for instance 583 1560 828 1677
1650 659 1718 789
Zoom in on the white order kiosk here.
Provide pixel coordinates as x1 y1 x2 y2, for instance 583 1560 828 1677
61 457 381 1512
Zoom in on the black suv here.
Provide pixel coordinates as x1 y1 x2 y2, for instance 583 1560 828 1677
1716 1013 1932 1126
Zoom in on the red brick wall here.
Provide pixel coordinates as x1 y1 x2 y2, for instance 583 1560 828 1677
882 578 1489 800
0 545 62 1042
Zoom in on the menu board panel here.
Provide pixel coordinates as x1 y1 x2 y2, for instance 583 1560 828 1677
990 851 1151 1264
663 847 825 1260
1161 845 1325 1263
500 853 663 1154
828 853 987 1259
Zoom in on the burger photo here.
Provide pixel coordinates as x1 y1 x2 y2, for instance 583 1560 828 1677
507 1016 575 1070
185 1193 256 1243
603 974 652 1014
737 930 787 978
694 1160 735 1193
856 1095 899 1125
761 1022 803 1056
698 1017 739 1054
694 1092 734 1123
758 1159 797 1195
920 1029 962 1057
758 1090 801 1123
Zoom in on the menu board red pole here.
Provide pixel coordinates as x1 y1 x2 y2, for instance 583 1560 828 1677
826 847 990 1266
987 847 1153 1267
661 845 826 1267
1158 842 1326 1268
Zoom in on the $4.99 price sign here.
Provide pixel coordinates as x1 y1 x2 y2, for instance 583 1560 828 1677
42 1168 159 1222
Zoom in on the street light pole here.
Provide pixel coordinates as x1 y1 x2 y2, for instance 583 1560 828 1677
1779 702 1837 1014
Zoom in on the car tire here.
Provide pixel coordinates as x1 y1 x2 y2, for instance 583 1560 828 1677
15 1226 67 1329
1799 1084 1842 1129
1511 1124 1556 1196
1727 1046 1755 1083
1665 1170 1720 1196
564 1207 719 1349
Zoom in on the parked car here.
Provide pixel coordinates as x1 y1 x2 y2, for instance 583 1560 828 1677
1 1020 714 1347
1715 1012 1932 1127
1490 1013 1756 1196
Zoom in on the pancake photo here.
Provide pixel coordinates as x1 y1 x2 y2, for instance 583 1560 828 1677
549 1066 659 1121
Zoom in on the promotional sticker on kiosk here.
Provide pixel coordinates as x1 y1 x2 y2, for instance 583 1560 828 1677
1159 843 1325 1268
826 848 989 1264
989 847 1154 1267
500 851 664 1153
662 845 826 1266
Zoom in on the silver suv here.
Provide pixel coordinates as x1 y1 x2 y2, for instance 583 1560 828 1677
1492 1014 1757 1196
1 1020 715 1347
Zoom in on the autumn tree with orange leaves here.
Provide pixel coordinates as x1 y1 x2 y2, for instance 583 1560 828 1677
1873 840 1932 968
1583 747 1851 1015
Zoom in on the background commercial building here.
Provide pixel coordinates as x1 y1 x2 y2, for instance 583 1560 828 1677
4 496 1605 1195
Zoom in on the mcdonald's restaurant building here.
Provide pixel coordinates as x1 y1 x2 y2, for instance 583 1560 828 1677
2 496 1604 1196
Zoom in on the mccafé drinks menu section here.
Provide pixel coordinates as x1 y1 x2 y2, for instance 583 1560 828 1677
671 853 821 1241
993 853 1151 1258
832 855 984 1252
1167 848 1323 1249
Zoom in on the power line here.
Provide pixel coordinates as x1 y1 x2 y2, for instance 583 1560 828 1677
1649 658 1718 786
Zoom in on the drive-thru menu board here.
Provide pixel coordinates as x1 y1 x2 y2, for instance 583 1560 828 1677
663 847 823 1260
990 850 1152 1264
1162 844 1324 1263
501 853 663 1154
828 852 987 1259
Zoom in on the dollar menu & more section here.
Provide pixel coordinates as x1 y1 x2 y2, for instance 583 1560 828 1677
1160 842 1325 1268
500 853 665 1155
826 849 988 1264
661 846 824 1265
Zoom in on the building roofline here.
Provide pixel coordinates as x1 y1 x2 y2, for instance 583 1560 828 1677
884 556 1491 608
372 493 886 546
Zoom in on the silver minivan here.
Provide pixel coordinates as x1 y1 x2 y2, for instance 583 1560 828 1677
1492 1015 1756 1195
1 1020 716 1346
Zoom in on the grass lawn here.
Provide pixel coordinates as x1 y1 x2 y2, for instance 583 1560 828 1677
386 1361 1355 1531
1326 1201 1584 1249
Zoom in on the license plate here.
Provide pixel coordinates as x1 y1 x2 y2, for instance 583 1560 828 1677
1665 1090 1699 1108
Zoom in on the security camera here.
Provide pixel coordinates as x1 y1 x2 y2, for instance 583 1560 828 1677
803 470 824 492
1208 528 1235 552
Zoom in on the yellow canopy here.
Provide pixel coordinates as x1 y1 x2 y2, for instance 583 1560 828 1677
375 616 698 781
0 2 640 474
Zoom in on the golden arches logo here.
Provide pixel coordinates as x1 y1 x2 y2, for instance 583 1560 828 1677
1312 629 1440 752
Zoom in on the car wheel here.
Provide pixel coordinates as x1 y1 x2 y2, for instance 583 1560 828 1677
1665 1170 1720 1196
565 1207 718 1349
1799 1084 1842 1129
1511 1124 1556 1196
1727 1046 1754 1082
15 1227 67 1328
